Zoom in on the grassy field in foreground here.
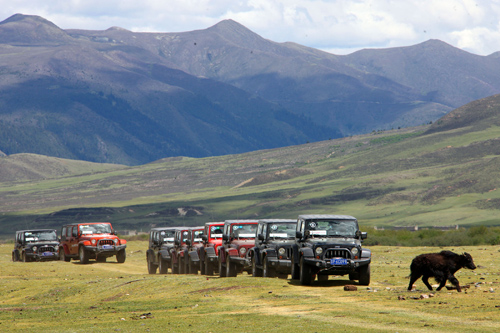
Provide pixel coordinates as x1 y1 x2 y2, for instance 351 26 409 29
1 241 500 332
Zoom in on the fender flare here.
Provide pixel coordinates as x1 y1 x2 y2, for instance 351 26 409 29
206 246 216 258
159 249 170 260
198 246 205 261
188 250 199 261
250 248 261 265
227 247 238 257
299 247 314 258
218 246 226 263
361 248 371 258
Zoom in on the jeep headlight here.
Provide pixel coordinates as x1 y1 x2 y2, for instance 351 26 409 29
351 247 359 256
32 246 37 252
239 247 247 255
315 247 323 255
278 248 286 256
114 239 119 244
91 239 96 245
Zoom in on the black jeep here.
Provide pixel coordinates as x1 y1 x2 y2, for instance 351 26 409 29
292 214 371 285
146 227 181 274
12 229 59 262
249 219 296 278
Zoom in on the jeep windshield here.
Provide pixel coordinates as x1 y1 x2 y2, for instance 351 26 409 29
210 225 224 239
305 220 357 238
24 230 57 242
231 224 256 239
160 230 176 243
79 223 112 235
267 223 296 240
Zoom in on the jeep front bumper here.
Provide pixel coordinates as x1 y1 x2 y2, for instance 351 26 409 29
26 252 59 261
84 244 126 255
303 257 370 273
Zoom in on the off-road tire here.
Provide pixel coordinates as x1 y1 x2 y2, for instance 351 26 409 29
79 246 89 264
263 256 276 278
205 255 214 276
59 248 70 262
252 256 263 277
218 253 227 277
116 249 126 263
358 264 371 286
226 255 238 277
158 256 168 274
291 255 300 280
148 255 158 274
299 256 313 285
188 256 198 274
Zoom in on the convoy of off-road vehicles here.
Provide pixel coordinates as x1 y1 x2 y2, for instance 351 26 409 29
144 214 371 285
12 214 371 286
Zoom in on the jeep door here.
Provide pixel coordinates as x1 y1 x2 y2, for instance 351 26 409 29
68 226 79 256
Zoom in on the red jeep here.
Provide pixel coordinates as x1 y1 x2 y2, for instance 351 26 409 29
218 220 258 277
197 222 224 275
59 222 127 264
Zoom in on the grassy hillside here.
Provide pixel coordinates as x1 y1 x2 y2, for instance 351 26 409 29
1 94 500 236
1 241 499 332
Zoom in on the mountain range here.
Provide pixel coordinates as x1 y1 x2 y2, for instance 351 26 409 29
2 14 500 165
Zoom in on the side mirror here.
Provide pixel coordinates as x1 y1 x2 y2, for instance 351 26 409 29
296 231 303 240
361 232 367 240
258 234 265 241
174 239 180 246
222 234 229 241
186 239 192 246
112 230 117 235
201 235 208 241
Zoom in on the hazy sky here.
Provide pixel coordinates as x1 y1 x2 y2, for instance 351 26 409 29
2 0 500 55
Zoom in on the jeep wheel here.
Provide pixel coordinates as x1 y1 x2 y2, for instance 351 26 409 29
158 256 168 274
188 257 198 275
205 255 214 276
199 258 205 275
171 259 179 274
291 255 300 280
358 264 371 286
263 256 276 278
116 249 126 263
317 274 328 282
12 250 20 262
218 253 226 277
179 257 185 274
226 256 237 277
59 248 70 262
251 256 263 277
299 256 313 285
79 246 89 264
148 255 158 274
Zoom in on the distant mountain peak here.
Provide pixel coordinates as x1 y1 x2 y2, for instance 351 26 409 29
0 13 70 44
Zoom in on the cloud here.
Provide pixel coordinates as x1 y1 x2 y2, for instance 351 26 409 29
1 0 500 55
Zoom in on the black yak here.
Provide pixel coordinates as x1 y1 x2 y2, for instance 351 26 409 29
407 250 476 292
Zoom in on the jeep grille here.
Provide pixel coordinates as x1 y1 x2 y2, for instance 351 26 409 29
39 246 55 253
324 249 350 259
99 239 114 246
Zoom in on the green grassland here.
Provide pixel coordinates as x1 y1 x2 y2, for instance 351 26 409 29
1 241 500 332
1 95 500 236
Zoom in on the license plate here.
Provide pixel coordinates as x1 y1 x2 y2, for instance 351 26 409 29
102 245 113 249
42 252 53 256
331 258 348 265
